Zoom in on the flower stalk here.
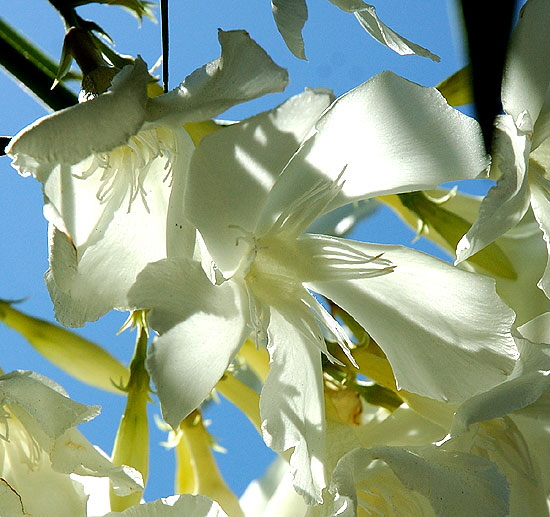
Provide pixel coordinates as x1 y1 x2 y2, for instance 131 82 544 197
109 311 151 512
178 410 244 517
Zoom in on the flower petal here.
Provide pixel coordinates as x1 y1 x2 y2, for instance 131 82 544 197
40 126 194 327
0 370 98 443
260 308 326 504
258 71 489 232
7 58 150 171
502 0 550 129
146 30 289 126
329 445 509 517
184 88 333 275
529 172 550 299
330 0 439 61
272 0 308 59
456 115 532 264
309 240 517 403
128 258 250 428
105 494 228 516
451 313 550 436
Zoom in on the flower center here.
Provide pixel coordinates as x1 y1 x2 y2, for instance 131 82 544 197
75 126 177 212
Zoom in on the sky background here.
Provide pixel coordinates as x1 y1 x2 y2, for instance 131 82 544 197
0 0 503 503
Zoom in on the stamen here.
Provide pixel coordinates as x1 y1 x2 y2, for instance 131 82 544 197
71 127 175 213
300 237 395 281
268 167 347 238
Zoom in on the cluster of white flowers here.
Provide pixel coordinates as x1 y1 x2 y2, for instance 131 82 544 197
4 0 550 515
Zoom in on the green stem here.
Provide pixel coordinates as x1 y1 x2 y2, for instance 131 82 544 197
0 18 78 110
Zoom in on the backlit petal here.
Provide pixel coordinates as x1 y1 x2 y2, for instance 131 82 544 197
128 258 250 428
309 241 517 402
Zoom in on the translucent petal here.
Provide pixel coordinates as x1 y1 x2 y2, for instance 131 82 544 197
128 258 250 428
451 326 550 436
0 370 98 443
258 71 489 232
329 445 509 517
7 58 150 170
529 174 550 299
146 30 289 126
240 458 307 516
456 115 532 264
309 242 517 403
184 88 332 276
271 0 308 59
260 308 326 504
502 0 550 129
329 0 439 61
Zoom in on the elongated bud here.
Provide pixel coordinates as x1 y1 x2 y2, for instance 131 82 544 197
110 312 150 511
0 300 128 393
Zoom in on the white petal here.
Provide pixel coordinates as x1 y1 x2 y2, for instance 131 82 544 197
51 429 143 496
456 115 532 264
0 370 98 444
451 324 550 436
446 419 547 516
272 0 308 59
258 71 489 232
7 58 150 171
529 173 550 299
330 0 439 60
261 308 326 504
42 127 194 327
406 189 550 326
329 446 509 517
185 88 332 275
128 258 250 427
240 458 307 517
146 30 289 126
309 240 517 403
0 481 25 516
105 494 228 516
502 0 550 128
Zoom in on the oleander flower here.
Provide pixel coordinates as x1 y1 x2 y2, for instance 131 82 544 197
456 0 550 298
0 370 142 517
6 30 289 327
128 71 517 503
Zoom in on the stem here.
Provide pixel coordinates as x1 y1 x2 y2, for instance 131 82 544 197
160 0 169 92
0 19 77 111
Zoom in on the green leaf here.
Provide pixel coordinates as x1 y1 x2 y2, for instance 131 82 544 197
0 18 78 110
398 192 517 279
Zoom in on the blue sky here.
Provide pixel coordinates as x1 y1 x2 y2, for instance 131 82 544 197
0 0 481 502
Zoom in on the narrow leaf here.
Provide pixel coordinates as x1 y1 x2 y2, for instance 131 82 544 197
0 19 78 110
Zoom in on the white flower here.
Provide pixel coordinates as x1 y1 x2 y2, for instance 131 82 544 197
0 370 142 517
6 30 289 327
128 72 516 503
456 0 550 298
